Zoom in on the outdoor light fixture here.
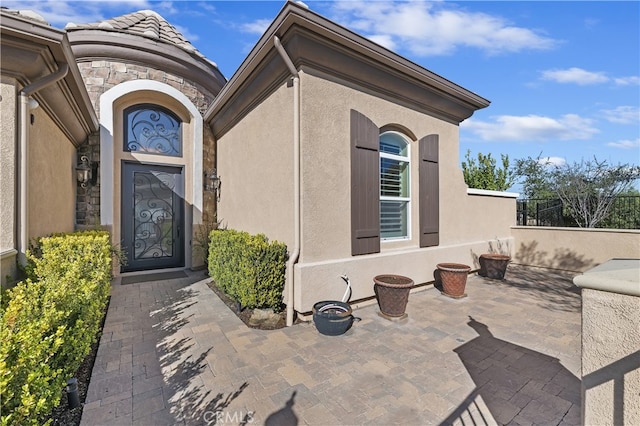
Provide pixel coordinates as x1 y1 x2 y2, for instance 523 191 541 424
76 156 98 188
204 168 221 201
76 156 91 187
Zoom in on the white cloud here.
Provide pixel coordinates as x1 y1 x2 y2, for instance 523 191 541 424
155 2 178 16
601 106 640 124
541 67 609 85
614 76 640 86
239 18 272 35
539 156 566 166
329 1 556 56
174 24 199 42
197 2 217 14
368 34 397 51
607 138 640 149
1 0 155 27
462 114 599 141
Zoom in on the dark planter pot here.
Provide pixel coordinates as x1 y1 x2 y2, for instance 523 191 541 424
479 254 511 280
436 263 471 298
312 301 353 336
373 274 414 317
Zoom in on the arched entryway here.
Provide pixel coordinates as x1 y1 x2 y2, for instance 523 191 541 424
99 80 204 273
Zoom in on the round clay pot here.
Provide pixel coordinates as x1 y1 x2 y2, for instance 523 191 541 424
373 274 414 317
479 254 511 280
436 263 471 298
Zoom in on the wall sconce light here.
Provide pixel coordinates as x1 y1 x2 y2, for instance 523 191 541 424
204 168 221 201
76 156 98 188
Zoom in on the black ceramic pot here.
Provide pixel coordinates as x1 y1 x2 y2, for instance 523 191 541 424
312 301 353 336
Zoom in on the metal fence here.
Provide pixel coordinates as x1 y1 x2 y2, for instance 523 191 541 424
516 196 640 229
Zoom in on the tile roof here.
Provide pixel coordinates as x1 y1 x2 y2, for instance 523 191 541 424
1 8 50 25
65 10 211 63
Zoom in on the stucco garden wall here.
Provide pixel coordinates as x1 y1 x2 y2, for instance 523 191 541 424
573 259 640 425
581 289 640 425
28 106 76 239
1 77 18 286
511 226 640 272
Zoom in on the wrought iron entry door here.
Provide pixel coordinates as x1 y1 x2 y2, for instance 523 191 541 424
122 163 184 272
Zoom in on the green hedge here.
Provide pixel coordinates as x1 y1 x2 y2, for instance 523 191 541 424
0 231 112 425
208 229 287 312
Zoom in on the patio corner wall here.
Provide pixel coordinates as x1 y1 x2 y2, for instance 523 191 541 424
573 259 640 425
511 226 640 272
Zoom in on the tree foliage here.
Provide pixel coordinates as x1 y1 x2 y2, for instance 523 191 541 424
461 150 515 191
513 155 556 199
597 188 640 229
514 155 640 228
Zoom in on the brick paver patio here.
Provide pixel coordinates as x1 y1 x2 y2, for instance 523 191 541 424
81 265 582 425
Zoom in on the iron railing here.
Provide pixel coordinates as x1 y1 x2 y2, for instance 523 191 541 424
516 196 640 229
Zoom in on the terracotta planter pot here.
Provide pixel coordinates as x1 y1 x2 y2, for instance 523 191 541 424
479 254 511 280
436 263 471 298
373 274 414 317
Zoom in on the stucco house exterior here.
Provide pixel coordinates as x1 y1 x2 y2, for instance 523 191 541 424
1 10 99 281
1 2 517 322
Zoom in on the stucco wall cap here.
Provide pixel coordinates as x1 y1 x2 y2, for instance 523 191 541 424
467 188 519 198
573 258 640 297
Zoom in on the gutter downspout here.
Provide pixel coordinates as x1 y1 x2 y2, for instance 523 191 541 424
18 64 69 266
274 36 300 327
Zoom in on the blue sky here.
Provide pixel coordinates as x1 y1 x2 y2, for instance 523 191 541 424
6 1 640 191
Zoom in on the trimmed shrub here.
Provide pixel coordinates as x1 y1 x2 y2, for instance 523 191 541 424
208 229 287 311
0 231 112 425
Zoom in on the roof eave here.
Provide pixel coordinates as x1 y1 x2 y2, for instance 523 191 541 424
205 2 490 137
67 29 227 97
0 11 99 145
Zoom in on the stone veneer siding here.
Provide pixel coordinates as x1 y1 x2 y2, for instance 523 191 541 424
75 60 217 228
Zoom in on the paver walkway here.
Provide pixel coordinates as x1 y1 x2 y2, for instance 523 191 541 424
81 265 582 425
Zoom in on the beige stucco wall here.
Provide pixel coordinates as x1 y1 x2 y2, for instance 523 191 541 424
216 81 295 247
511 226 640 272
218 70 515 312
28 107 77 239
1 77 18 285
581 288 640 425
293 71 513 311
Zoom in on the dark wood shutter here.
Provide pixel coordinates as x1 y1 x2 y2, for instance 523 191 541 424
419 134 439 247
351 110 380 255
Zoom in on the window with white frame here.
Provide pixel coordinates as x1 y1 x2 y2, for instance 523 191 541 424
379 131 410 240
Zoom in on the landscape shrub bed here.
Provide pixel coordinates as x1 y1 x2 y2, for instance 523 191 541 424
0 231 112 425
208 229 287 312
